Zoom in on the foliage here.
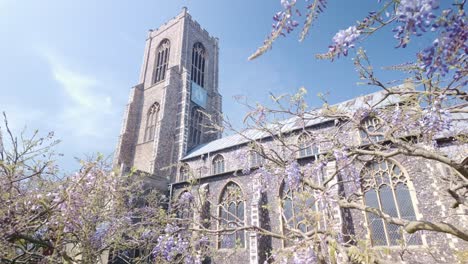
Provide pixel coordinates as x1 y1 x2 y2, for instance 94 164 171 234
0 1 466 264
0 114 169 263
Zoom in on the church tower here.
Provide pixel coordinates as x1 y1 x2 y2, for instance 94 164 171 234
114 7 222 183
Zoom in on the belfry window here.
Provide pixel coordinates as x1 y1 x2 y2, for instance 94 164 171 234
298 133 319 158
154 39 170 83
189 107 203 146
218 182 245 248
191 42 206 87
212 155 225 175
144 103 159 142
361 159 422 246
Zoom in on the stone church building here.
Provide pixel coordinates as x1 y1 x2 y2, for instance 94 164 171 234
113 8 467 264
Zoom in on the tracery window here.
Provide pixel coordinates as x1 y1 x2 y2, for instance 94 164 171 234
212 155 225 175
218 182 245 248
250 151 264 167
281 182 322 247
360 117 384 142
153 39 170 83
144 102 159 142
189 107 203 146
298 133 319 158
361 159 422 246
191 42 206 87
179 163 190 182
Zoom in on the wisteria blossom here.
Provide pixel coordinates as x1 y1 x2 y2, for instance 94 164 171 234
285 161 301 190
328 26 361 58
393 0 440 47
419 9 467 78
419 95 453 139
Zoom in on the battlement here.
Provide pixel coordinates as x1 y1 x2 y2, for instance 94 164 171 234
149 7 218 43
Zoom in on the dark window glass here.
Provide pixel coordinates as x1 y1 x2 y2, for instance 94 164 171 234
191 43 206 87
144 103 159 142
362 160 422 247
154 39 170 83
219 183 245 248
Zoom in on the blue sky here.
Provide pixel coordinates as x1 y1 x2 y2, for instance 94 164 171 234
0 0 431 172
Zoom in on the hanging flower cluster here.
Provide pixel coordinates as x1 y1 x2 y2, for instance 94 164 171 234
419 95 452 138
393 0 440 47
419 9 467 78
179 191 195 205
285 161 301 191
328 26 361 58
235 149 251 174
272 0 300 37
152 224 207 264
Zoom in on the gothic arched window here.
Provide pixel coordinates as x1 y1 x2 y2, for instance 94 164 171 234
360 117 384 143
281 182 321 247
361 159 422 246
179 163 190 182
191 42 206 87
153 39 170 83
212 154 225 175
218 182 245 248
144 102 160 142
189 107 203 146
298 133 319 158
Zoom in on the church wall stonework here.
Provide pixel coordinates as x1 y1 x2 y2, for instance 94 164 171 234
171 117 467 263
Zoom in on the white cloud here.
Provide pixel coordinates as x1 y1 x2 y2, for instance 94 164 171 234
42 52 114 138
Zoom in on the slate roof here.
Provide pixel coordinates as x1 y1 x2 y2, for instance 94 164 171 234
182 83 468 160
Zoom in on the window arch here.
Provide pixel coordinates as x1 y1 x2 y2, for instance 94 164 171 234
153 39 170 83
218 182 245 248
361 159 422 246
179 163 190 182
360 117 384 142
298 133 319 158
189 107 203 146
280 182 322 247
212 154 225 175
144 102 160 142
191 42 206 87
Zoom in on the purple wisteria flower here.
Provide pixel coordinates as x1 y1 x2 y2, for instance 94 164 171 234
334 148 361 192
257 166 276 192
419 95 452 137
179 191 194 205
90 222 110 250
419 10 467 78
153 225 207 263
328 26 361 57
271 0 300 37
393 0 440 47
353 107 372 122
164 223 180 234
292 246 317 264
235 149 251 174
285 161 301 191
